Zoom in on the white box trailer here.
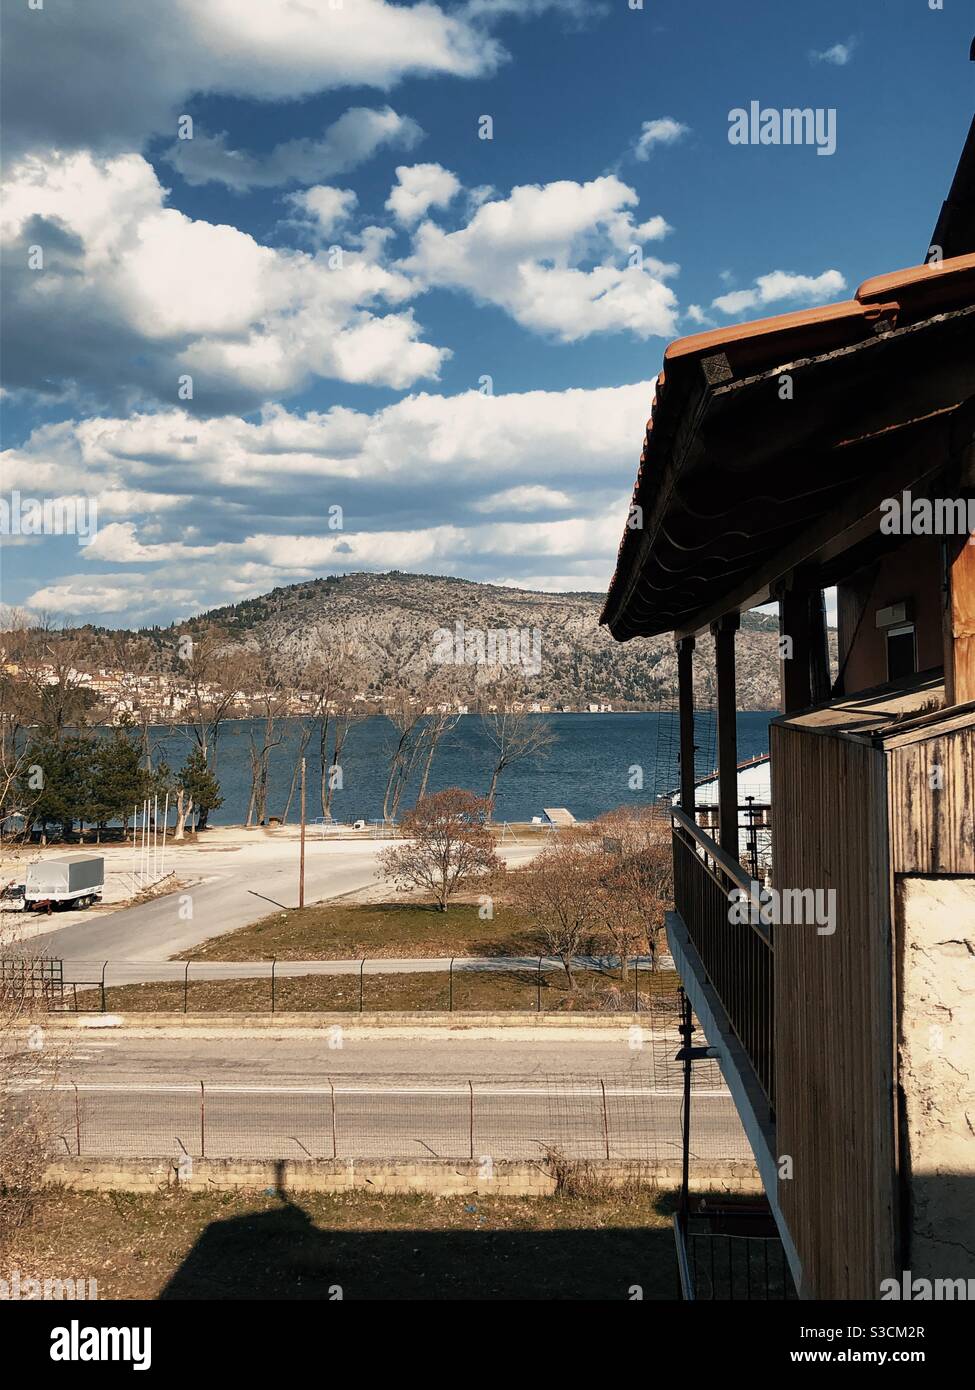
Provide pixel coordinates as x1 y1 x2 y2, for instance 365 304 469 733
25 855 104 911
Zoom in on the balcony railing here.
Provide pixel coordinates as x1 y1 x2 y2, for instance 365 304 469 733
671 807 774 1111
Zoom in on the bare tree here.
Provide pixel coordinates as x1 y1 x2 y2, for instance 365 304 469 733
481 686 555 812
176 627 243 766
0 960 59 1261
174 628 244 829
240 644 293 827
0 613 44 837
381 690 426 823
506 831 601 987
591 806 673 971
379 788 501 911
302 625 369 820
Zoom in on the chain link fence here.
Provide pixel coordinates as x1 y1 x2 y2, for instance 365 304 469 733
45 1074 750 1164
23 957 684 1017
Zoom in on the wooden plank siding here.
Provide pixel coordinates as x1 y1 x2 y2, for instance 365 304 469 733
769 723 897 1299
885 721 975 874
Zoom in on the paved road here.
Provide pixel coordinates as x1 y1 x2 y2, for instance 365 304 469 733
21 1033 748 1164
11 840 540 963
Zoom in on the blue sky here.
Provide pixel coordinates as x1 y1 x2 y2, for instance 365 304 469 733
1 0 972 626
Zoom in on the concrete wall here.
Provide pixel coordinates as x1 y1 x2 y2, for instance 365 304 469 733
39 1011 666 1033
897 876 975 1281
43 1157 762 1197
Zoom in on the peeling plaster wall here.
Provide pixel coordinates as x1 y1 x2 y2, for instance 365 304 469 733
898 876 975 1279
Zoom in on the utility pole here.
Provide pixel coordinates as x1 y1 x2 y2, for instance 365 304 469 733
299 756 306 909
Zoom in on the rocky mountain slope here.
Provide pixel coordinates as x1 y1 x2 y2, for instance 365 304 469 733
170 571 787 710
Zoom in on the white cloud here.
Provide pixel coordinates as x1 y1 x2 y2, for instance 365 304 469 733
2 0 505 157
163 108 423 191
386 164 462 225
685 304 717 329
7 383 649 622
810 38 857 66
473 485 573 513
1 150 447 407
285 187 359 241
633 117 690 160
401 176 678 341
711 268 846 316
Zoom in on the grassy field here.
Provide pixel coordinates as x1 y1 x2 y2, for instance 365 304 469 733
175 899 557 961
5 1187 680 1300
102 965 679 1014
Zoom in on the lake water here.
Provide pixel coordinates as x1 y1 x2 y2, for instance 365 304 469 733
153 711 776 826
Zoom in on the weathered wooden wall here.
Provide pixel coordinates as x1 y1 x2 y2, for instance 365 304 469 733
885 718 975 873
770 722 896 1299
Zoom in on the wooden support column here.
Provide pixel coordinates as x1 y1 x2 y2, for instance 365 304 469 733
945 530 975 705
808 588 832 705
778 585 812 714
712 613 740 859
676 636 696 814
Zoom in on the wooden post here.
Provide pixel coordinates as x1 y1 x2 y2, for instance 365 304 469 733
778 585 812 714
808 589 831 705
298 756 306 909
712 613 740 859
677 636 696 814
945 532 975 705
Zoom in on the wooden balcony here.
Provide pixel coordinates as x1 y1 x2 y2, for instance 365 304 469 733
671 807 774 1110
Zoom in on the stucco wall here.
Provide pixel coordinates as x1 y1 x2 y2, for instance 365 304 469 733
898 876 975 1281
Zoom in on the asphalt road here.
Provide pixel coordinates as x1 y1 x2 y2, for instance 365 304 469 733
10 840 542 965
19 1031 750 1164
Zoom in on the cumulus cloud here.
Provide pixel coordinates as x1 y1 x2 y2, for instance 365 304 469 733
5 383 650 623
400 176 678 341
473 485 573 513
163 108 423 191
284 187 360 241
386 164 462 225
0 0 504 159
0 150 447 410
711 268 846 316
633 117 690 160
810 38 857 66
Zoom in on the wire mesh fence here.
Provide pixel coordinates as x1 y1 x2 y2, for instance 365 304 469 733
44 1074 751 1164
18 957 684 1017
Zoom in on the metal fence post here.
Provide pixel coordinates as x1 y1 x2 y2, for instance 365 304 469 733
359 958 365 1013
600 1078 610 1160
329 1078 337 1159
199 1079 206 1159
183 960 190 1014
448 957 454 1012
270 958 276 1014
73 1081 81 1156
633 956 639 1013
536 957 542 1012
100 962 108 1013
468 1079 474 1160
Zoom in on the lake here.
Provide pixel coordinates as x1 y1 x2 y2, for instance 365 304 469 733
152 710 776 826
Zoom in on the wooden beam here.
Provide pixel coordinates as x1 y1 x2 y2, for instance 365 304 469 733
677 636 696 812
809 588 832 705
712 613 741 858
675 409 965 639
778 586 812 714
948 531 975 704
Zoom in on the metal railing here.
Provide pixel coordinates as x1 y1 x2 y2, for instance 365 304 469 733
674 1205 796 1300
671 808 774 1110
